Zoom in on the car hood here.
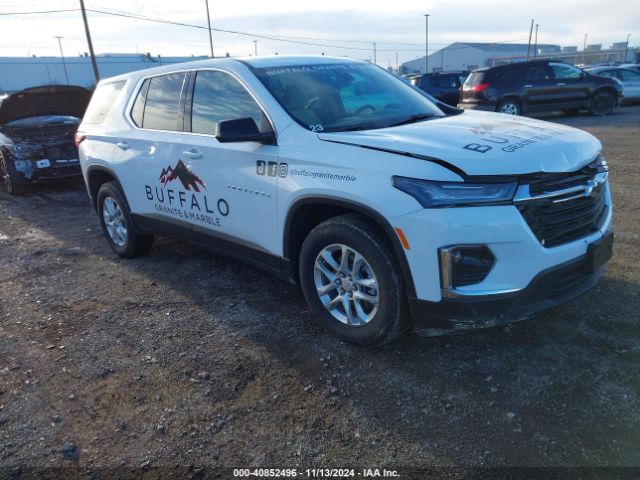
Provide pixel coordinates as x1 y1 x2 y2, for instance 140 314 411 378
317 111 602 177
0 85 91 126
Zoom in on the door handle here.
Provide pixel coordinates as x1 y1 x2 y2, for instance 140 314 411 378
556 82 566 86
182 148 203 160
524 84 533 88
116 141 130 150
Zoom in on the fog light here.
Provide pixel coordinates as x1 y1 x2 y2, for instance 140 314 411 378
439 245 495 289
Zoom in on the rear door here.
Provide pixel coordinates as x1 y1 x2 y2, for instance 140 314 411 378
522 64 555 108
115 72 193 239
430 74 459 105
180 69 281 256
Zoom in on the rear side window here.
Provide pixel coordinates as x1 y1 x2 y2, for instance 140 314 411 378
83 81 125 124
191 70 265 135
140 73 186 131
526 65 552 81
431 75 458 88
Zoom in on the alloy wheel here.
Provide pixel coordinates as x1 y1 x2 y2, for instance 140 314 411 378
102 196 128 247
313 244 379 326
500 102 519 115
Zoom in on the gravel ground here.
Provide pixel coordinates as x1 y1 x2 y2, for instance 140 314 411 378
1 106 639 479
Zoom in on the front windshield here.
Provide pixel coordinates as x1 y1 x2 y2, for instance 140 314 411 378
253 62 444 132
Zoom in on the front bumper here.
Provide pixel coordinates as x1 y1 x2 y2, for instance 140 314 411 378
12 159 81 185
391 182 613 334
410 248 608 335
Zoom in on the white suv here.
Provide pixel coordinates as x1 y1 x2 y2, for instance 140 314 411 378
77 56 613 346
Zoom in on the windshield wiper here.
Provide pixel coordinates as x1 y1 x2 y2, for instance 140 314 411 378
322 124 380 133
388 113 434 127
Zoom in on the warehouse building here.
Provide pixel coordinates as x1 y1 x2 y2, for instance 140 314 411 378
0 53 208 93
401 42 561 74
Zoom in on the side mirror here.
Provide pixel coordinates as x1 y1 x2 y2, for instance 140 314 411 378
215 117 276 145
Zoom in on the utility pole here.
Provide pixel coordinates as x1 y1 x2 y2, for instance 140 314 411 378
583 33 588 50
395 51 398 74
253 40 258 56
624 33 632 61
53 36 69 84
424 14 430 74
373 42 377 65
79 0 99 83
526 18 534 60
533 24 539 58
205 0 214 58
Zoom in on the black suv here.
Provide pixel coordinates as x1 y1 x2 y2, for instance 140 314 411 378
458 60 623 116
411 71 469 106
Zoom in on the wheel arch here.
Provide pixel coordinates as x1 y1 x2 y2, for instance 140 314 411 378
592 86 619 99
283 196 417 298
86 165 122 211
496 95 523 113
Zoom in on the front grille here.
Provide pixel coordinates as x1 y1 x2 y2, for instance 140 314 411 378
518 179 608 248
527 156 606 196
45 143 77 160
516 156 609 248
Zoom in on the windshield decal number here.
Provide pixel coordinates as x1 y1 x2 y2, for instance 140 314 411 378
310 124 324 132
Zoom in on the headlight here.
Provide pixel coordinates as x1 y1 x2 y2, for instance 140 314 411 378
393 176 517 208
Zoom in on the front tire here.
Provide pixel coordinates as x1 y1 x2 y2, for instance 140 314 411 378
299 214 410 346
96 181 153 258
589 91 616 116
496 98 521 115
0 153 25 195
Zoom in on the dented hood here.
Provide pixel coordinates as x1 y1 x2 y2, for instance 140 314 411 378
318 110 602 176
0 85 91 126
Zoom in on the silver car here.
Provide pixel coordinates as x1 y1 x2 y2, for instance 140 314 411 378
586 67 640 102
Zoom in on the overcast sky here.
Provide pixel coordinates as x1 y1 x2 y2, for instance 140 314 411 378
1 0 638 67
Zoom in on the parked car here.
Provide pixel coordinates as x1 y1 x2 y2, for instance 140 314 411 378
78 56 613 346
458 60 623 116
0 85 91 194
585 66 640 103
411 71 469 106
618 64 640 73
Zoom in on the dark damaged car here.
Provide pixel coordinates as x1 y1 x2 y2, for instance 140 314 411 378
0 85 91 194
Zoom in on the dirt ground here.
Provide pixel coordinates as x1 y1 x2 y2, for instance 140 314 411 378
1 106 639 479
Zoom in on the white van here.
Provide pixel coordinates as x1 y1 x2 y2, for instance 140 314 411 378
77 56 613 345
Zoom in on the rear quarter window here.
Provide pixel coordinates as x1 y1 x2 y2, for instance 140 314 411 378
464 71 486 88
131 79 150 127
491 67 524 83
83 81 126 124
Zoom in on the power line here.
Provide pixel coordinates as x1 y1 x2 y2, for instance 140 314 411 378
0 6 543 55
0 8 78 15
85 8 532 54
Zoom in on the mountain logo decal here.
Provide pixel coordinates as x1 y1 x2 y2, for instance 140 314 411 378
159 160 206 192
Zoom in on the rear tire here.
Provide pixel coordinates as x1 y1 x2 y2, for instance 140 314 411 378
589 91 616 116
299 214 410 346
96 181 153 258
496 98 521 115
0 153 25 195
